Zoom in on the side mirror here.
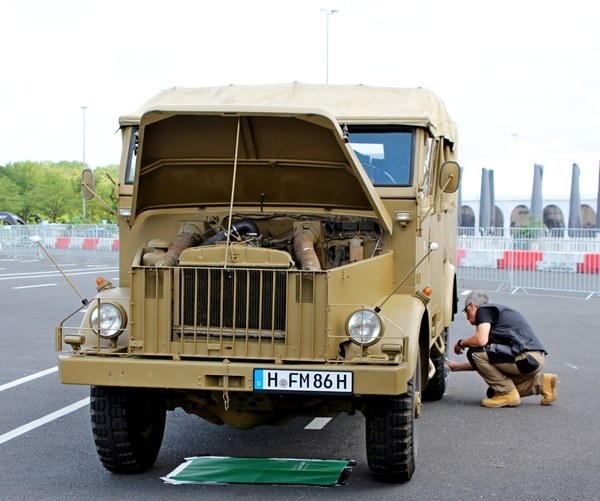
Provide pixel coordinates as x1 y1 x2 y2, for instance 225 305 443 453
439 161 460 193
82 168 95 200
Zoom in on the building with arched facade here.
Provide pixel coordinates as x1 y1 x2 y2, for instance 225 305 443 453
458 153 599 232
460 195 598 231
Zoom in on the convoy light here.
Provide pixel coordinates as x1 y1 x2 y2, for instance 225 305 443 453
90 303 126 339
63 335 85 351
394 211 413 222
345 309 383 346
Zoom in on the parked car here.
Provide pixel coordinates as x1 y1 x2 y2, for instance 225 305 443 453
5 235 36 247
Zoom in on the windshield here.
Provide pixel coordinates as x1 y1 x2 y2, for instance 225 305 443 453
348 127 413 186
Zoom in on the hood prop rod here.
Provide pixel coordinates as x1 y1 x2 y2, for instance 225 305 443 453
223 117 241 270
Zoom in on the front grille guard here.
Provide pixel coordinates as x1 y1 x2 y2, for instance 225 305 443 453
129 265 333 361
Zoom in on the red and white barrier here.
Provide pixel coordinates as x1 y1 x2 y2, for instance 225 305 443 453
458 249 600 274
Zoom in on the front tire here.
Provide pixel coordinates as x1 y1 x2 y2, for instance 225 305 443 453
365 354 421 482
90 386 166 474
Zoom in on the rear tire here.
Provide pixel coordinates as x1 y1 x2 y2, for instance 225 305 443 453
365 354 421 482
422 327 448 401
90 386 166 474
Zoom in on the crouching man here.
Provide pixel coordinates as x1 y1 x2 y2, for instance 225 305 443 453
447 291 558 408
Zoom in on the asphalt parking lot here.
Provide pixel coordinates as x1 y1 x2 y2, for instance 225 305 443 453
1 258 599 500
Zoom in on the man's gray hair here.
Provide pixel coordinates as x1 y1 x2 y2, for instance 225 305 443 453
464 291 489 310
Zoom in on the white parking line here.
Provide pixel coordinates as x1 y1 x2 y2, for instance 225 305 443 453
0 267 97 277
0 367 58 392
0 267 118 281
304 417 332 430
13 283 57 289
0 397 90 445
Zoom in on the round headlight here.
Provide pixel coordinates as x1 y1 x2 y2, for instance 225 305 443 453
90 303 126 339
345 309 383 346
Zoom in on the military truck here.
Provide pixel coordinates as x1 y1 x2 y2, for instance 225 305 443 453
57 83 460 482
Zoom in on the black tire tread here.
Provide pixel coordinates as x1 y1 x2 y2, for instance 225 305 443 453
90 386 166 474
365 385 415 482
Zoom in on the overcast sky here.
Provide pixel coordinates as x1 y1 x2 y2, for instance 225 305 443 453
1 0 599 195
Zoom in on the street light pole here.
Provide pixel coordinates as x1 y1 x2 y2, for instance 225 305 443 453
81 106 88 223
320 9 338 84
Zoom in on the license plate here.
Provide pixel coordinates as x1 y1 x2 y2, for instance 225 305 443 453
253 369 353 393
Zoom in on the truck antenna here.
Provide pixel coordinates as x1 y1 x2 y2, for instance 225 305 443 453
375 242 438 312
32 236 89 305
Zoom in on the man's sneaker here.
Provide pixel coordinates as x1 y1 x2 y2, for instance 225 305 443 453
481 388 521 408
541 374 558 405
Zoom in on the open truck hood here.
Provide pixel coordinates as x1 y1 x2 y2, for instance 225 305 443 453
132 105 393 232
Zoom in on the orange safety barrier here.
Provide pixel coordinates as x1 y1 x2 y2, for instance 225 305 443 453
111 239 119 251
578 253 600 274
55 237 70 249
498 250 543 270
82 238 99 250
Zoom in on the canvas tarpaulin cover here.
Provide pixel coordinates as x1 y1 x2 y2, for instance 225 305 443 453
162 456 355 486
120 82 459 146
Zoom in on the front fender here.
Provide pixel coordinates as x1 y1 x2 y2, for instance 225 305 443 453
377 294 426 378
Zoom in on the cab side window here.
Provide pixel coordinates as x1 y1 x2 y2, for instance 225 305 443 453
124 127 139 185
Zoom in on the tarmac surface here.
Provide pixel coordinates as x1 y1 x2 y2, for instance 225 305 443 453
1 258 599 500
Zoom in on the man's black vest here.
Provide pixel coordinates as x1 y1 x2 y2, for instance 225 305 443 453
478 304 547 357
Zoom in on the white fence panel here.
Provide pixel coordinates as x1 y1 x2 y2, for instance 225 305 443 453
457 229 600 298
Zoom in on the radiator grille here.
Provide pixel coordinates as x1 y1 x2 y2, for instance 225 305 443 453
180 267 287 333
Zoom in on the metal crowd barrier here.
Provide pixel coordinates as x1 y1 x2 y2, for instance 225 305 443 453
457 228 600 298
3 224 600 297
0 224 119 265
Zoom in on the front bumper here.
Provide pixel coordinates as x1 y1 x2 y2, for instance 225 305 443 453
58 355 409 396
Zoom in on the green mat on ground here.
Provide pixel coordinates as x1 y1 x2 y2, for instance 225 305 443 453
162 456 355 486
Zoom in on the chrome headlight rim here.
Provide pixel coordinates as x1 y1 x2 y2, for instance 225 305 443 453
89 302 127 339
345 308 383 346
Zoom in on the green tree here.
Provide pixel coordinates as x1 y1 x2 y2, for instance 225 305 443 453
0 176 22 214
29 163 81 223
0 161 46 221
1 160 119 223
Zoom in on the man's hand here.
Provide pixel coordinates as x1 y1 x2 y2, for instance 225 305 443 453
446 359 474 372
454 341 464 355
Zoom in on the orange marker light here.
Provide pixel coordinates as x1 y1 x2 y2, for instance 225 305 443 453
422 286 432 296
96 276 114 292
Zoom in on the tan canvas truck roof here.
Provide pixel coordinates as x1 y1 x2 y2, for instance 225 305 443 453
120 83 457 145
132 105 394 232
